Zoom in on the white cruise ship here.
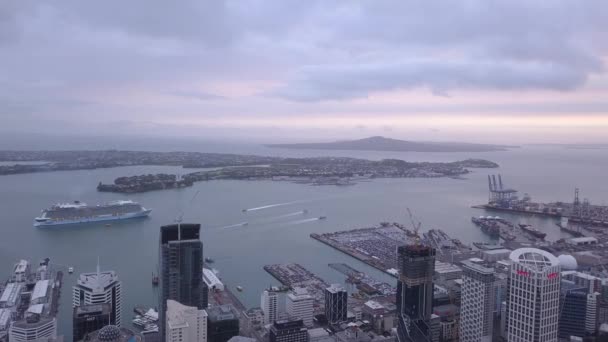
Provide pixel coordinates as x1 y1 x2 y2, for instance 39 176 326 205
34 200 151 227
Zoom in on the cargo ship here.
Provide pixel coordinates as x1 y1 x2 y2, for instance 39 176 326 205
34 200 151 227
518 224 546 239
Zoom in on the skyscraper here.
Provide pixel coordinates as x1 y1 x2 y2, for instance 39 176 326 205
73 304 111 342
506 248 560 342
459 259 495 342
559 280 598 339
166 300 208 342
72 262 122 327
324 284 347 325
159 223 208 341
286 288 314 328
396 244 435 342
269 319 308 342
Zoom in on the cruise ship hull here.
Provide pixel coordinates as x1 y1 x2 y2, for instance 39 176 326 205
34 209 151 227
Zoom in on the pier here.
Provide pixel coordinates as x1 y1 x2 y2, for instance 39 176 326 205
263 263 328 308
475 175 608 228
311 223 478 277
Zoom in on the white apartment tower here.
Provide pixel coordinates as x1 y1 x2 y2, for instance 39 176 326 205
261 287 287 325
506 248 561 342
72 261 122 327
286 287 314 327
166 300 208 342
460 260 495 342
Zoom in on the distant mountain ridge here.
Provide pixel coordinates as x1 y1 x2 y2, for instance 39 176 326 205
267 136 515 152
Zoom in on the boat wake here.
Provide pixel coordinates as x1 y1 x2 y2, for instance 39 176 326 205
242 200 304 212
288 217 322 225
271 210 308 220
218 222 248 229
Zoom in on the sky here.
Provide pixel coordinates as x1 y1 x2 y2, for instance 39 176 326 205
1 0 608 144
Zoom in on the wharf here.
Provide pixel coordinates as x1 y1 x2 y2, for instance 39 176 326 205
328 263 395 296
311 223 476 277
263 263 328 309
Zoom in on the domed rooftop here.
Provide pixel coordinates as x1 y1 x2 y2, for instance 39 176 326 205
558 254 578 270
510 248 559 272
98 325 121 341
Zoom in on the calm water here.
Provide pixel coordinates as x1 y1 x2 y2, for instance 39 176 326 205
0 144 607 339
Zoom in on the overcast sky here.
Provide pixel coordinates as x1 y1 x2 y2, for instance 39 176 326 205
1 1 608 144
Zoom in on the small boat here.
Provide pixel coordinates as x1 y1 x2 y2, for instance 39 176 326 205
152 273 159 286
242 222 249 226
68 267 74 274
204 257 215 263
318 216 327 220
242 209 247 212
236 285 243 292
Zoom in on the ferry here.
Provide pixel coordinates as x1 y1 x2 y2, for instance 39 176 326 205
34 200 151 227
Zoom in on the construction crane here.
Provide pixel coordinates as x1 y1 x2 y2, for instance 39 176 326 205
406 207 422 245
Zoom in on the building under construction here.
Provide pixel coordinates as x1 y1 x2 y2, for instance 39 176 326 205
396 244 436 342
487 174 518 207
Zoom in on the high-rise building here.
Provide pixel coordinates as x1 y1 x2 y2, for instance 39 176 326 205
286 288 314 328
506 248 560 342
165 300 208 342
207 305 240 342
159 223 208 340
262 287 288 325
269 319 308 342
72 262 122 327
324 284 347 325
459 260 495 342
73 304 111 342
396 244 435 342
559 280 598 339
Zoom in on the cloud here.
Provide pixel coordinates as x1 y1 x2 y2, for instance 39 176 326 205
168 90 225 101
273 60 593 101
0 0 607 139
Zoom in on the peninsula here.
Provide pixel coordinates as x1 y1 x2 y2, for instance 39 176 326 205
97 157 498 193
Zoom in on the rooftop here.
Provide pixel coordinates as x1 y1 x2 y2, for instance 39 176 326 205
326 284 346 294
461 259 494 275
14 260 29 274
434 261 462 274
207 304 238 322
482 248 512 255
509 248 559 272
0 309 11 329
31 280 50 302
166 300 206 330
77 270 119 291
0 283 22 306
568 237 598 243
364 301 384 310
27 304 45 315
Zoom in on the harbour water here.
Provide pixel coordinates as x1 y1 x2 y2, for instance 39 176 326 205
0 144 607 340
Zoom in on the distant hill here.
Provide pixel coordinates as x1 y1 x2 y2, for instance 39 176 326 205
267 136 515 152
